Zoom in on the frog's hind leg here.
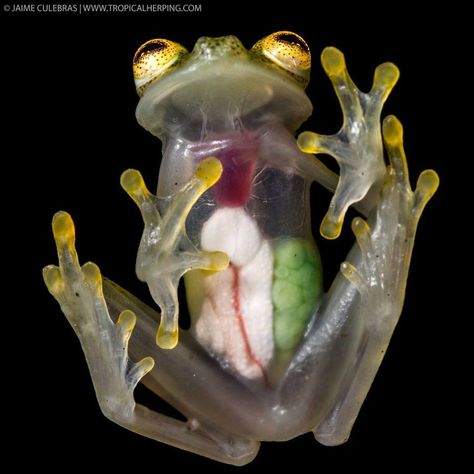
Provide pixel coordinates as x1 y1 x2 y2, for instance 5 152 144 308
43 212 259 465
312 116 438 446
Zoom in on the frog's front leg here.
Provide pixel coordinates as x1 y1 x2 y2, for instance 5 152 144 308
120 157 228 349
298 47 400 238
313 116 439 445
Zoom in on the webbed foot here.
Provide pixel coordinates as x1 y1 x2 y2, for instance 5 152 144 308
43 212 154 417
341 116 439 313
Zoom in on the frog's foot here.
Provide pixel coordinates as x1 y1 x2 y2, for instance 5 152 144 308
298 47 400 239
43 213 258 465
43 212 154 417
120 157 229 349
341 116 439 311
314 116 439 446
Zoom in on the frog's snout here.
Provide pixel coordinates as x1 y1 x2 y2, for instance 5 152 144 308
190 35 248 61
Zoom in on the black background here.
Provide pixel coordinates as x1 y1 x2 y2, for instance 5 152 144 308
2 1 461 471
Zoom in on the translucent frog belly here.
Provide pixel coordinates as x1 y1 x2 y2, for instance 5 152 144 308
182 131 323 380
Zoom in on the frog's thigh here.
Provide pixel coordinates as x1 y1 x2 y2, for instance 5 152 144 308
102 278 261 465
104 278 268 437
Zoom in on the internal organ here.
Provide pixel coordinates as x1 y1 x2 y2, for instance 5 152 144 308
192 132 257 207
194 207 274 379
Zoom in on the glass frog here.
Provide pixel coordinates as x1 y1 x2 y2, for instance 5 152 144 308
43 32 439 465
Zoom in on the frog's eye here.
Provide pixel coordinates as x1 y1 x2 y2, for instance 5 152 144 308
133 39 188 96
251 31 311 86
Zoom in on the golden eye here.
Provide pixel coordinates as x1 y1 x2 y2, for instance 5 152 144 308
133 38 188 96
252 31 311 85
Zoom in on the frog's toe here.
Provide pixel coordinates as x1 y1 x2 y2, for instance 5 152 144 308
321 47 346 77
382 115 439 216
44 211 87 291
42 264 62 298
414 169 439 216
371 62 399 102
51 211 81 279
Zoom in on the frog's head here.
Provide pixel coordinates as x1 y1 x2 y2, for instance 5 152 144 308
133 32 313 138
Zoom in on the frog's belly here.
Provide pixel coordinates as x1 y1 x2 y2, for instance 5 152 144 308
188 207 274 380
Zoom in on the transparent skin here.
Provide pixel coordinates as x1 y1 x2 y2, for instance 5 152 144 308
43 33 439 465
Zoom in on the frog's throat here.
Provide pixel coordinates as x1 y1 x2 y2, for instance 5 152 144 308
135 59 313 138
